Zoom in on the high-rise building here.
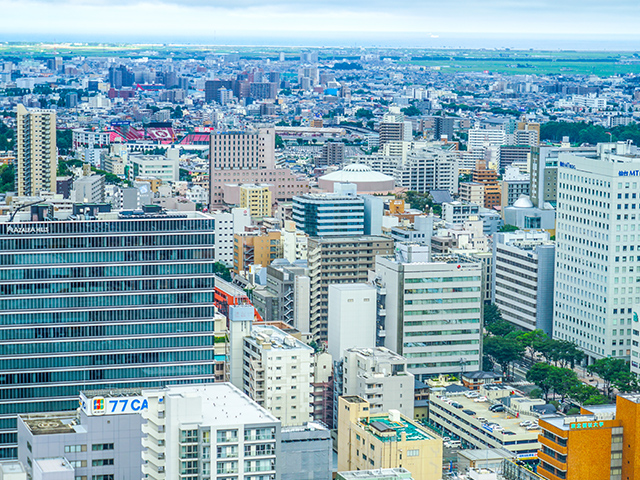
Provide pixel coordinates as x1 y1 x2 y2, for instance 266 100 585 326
238 325 314 427
209 129 308 208
142 383 281 480
307 236 394 343
553 143 640 362
319 142 345 167
374 249 482 381
459 182 485 206
433 116 454 141
16 104 57 196
493 230 555 335
71 174 106 204
17 389 145 480
233 230 282 273
472 165 501 209
0 205 219 458
327 284 377 362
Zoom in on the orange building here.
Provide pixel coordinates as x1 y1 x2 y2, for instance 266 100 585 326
472 165 501 209
538 394 640 480
233 230 282 273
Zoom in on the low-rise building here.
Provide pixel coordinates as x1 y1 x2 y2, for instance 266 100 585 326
141 383 281 480
427 387 540 460
17 389 145 480
337 396 442 480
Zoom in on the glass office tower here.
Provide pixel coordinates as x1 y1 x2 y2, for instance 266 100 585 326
0 205 217 458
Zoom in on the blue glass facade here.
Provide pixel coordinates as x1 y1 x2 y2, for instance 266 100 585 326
291 194 365 237
0 212 217 458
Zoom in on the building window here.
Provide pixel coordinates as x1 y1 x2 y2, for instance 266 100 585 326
65 445 87 453
92 459 114 467
91 444 114 451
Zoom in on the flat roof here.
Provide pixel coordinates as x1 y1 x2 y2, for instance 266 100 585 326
34 458 74 473
435 393 541 438
20 412 81 436
339 468 412 479
0 460 26 474
363 416 434 443
157 383 279 425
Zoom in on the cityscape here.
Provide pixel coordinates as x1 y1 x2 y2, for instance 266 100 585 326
2 2 640 480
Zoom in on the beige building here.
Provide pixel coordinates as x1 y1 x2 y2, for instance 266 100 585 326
459 182 485 207
337 396 442 480
240 183 272 218
307 235 394 343
16 104 57 196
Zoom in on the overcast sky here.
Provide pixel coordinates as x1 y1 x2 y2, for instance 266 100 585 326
1 0 640 45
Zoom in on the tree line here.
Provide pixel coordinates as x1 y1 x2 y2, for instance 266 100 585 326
483 305 636 406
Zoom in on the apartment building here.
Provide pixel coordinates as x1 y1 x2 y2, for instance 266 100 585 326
16 104 57 196
307 236 394 343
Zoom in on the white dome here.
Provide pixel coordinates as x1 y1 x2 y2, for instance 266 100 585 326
319 164 394 184
513 195 534 208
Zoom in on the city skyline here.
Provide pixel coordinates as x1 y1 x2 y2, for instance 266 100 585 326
1 0 640 48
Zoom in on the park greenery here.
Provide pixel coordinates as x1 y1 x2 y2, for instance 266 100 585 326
0 119 14 151
482 304 634 406
402 191 441 215
540 121 640 145
0 163 15 193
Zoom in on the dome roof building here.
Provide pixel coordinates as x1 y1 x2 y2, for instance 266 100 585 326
318 164 395 193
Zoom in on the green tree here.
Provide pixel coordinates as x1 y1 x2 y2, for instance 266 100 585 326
499 224 519 233
0 163 15 193
484 336 524 377
569 383 602 405
401 105 421 117
526 363 555 401
483 303 502 327
275 134 284 148
171 106 183 119
355 108 374 119
57 129 73 155
213 262 232 282
587 358 632 398
549 367 580 403
486 318 517 337
179 168 192 182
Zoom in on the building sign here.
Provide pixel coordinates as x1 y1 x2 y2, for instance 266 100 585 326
619 170 640 177
559 161 576 169
5 225 49 234
569 421 605 429
80 393 148 416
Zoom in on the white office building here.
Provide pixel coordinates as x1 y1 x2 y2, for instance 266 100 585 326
374 249 482 380
211 208 252 266
493 230 556 335
554 142 640 362
141 383 281 480
128 152 179 184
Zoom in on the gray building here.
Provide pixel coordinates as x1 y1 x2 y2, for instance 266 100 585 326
341 347 414 418
493 230 555 335
319 142 345 166
17 390 144 480
501 180 530 208
252 261 309 326
71 174 106 203
281 422 331 480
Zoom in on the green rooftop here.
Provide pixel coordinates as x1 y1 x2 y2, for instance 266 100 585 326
365 416 434 443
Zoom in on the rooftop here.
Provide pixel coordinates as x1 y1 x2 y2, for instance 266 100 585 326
0 460 26 475
34 458 74 473
338 468 413 480
151 383 279 426
250 325 313 351
20 412 84 436
362 415 435 443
